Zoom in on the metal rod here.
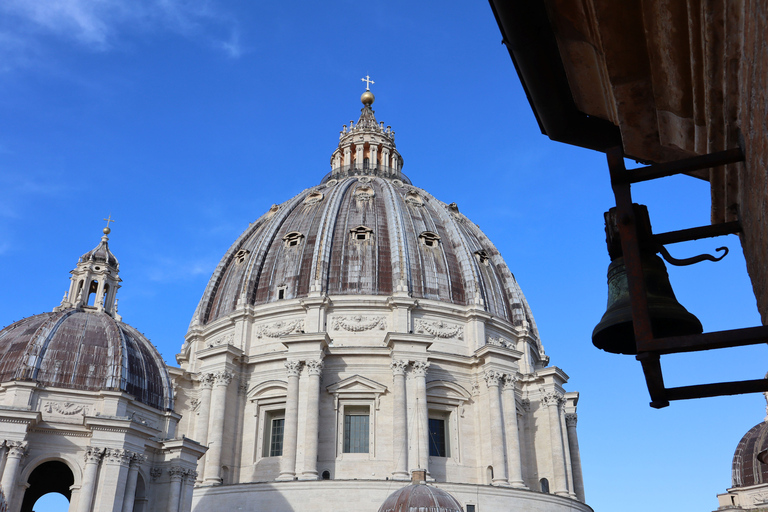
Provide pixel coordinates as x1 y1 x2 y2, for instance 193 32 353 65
665 378 768 402
653 221 742 246
636 353 670 408
637 325 768 355
619 148 744 184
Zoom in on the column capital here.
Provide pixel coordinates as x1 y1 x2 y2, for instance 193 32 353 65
521 398 531 412
411 361 430 377
502 373 519 390
285 360 303 376
6 440 27 459
83 446 104 464
213 371 234 387
199 372 216 389
168 465 185 481
541 390 564 407
104 448 132 466
483 369 504 387
390 359 409 376
130 453 147 466
183 469 198 481
306 359 324 376
565 413 578 427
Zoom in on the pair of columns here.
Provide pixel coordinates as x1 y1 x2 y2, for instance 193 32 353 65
165 466 197 512
78 446 145 512
0 440 27 506
483 370 526 488
390 359 429 480
277 359 324 481
195 371 234 485
541 391 585 501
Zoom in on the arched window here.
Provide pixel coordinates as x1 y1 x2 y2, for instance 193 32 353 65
86 280 99 306
540 478 550 493
321 470 331 480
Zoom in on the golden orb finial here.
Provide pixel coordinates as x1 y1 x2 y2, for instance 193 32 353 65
361 90 375 106
103 227 111 235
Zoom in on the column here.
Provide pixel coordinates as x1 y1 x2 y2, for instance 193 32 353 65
195 373 215 482
565 413 585 502
121 454 145 512
300 359 323 480
0 441 26 505
502 374 526 488
77 446 103 512
278 361 302 480
542 391 569 497
560 410 576 499
95 448 132 511
390 360 409 480
411 361 430 471
355 144 364 169
166 466 184 512
483 370 509 485
370 145 378 168
180 469 198 512
203 371 233 485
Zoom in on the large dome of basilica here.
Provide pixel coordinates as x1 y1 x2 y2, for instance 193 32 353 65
175 90 587 512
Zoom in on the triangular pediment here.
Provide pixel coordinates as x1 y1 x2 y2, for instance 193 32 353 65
326 374 387 395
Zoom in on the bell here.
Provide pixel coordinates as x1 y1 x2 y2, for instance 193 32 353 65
592 254 703 355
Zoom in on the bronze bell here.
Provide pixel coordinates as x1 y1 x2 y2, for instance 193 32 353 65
592 205 703 355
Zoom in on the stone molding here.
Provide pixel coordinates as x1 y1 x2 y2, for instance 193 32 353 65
331 315 386 332
256 319 305 338
84 446 104 464
105 448 132 466
6 440 27 459
213 372 234 387
206 332 234 348
150 467 162 480
285 361 303 377
199 373 216 389
502 373 519 390
521 398 531 412
541 391 564 407
486 336 514 349
43 401 89 416
414 319 463 340
411 361 430 377
306 360 324 376
483 370 504 387
390 359 409 376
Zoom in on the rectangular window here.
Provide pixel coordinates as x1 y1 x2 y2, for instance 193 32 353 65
269 417 285 456
343 412 369 453
466 505 476 512
428 417 448 457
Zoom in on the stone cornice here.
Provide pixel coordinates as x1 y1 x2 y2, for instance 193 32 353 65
196 343 244 361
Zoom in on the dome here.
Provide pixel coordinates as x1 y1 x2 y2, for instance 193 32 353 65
378 472 463 512
732 420 768 487
0 309 173 411
192 99 538 336
79 232 119 267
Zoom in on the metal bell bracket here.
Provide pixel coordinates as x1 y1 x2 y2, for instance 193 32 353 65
606 146 768 408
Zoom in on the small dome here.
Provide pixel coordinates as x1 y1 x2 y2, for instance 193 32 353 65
79 234 119 268
378 482 463 512
732 420 768 487
0 309 173 411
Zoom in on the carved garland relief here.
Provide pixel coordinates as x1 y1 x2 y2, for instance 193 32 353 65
332 315 386 332
256 319 304 338
414 319 463 340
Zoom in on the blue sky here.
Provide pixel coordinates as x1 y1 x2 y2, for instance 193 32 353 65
0 1 764 511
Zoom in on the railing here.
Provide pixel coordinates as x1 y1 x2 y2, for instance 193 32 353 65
320 164 412 185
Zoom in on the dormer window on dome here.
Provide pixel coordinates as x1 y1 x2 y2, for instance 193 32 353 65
405 191 424 207
283 232 304 248
235 249 250 264
354 186 375 201
475 250 490 266
350 226 374 242
419 231 441 248
304 192 324 206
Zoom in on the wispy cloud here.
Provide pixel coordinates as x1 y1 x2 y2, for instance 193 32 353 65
145 255 217 283
0 0 245 69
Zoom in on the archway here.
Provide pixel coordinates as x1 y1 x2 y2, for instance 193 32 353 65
31 492 69 511
20 460 74 512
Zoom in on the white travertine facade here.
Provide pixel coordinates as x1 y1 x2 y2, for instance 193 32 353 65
172 92 590 512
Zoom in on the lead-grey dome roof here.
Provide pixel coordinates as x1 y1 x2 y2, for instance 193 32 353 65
0 309 173 411
191 100 539 338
